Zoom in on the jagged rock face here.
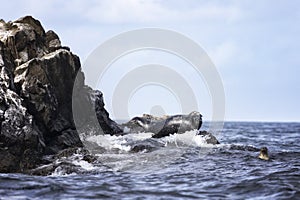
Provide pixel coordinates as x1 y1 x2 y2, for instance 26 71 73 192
0 42 44 172
13 49 83 154
0 16 121 173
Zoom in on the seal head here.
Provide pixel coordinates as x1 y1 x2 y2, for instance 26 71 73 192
259 147 269 160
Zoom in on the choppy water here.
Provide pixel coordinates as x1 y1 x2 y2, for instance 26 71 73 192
1 122 300 199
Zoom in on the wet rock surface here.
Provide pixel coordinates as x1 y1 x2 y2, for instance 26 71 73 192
197 130 220 145
0 16 121 173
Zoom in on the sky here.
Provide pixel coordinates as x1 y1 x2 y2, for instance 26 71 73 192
1 0 300 122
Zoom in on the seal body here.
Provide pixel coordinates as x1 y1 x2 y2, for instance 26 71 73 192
122 111 202 138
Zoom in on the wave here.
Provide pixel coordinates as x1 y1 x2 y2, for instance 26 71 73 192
34 130 220 176
30 129 300 177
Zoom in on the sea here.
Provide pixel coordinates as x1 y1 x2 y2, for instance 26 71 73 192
0 122 299 199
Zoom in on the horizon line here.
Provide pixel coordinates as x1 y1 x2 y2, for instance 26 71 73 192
114 119 300 123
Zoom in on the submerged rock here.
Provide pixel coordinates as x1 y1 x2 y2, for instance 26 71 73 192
129 138 164 153
29 147 100 176
0 16 121 173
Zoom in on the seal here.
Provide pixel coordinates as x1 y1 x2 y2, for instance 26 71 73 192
258 147 269 160
121 111 202 138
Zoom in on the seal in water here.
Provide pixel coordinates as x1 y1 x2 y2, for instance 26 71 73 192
259 147 269 160
121 111 202 138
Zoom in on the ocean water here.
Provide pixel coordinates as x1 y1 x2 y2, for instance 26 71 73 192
0 122 299 199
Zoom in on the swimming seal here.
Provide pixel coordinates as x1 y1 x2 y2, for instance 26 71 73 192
122 111 202 138
258 147 269 160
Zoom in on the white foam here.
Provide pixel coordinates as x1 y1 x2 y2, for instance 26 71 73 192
160 130 211 147
86 134 131 152
78 130 224 173
72 160 97 171
83 130 219 154
50 166 77 177
124 132 153 140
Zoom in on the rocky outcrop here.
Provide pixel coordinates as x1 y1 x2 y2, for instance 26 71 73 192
0 16 218 174
0 16 121 173
122 111 203 138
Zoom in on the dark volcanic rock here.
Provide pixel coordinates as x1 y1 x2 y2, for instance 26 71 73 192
0 16 121 173
129 139 164 153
